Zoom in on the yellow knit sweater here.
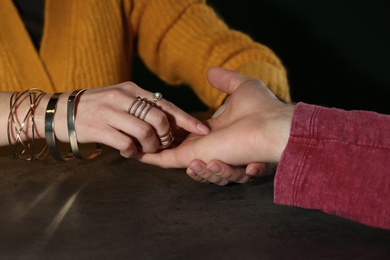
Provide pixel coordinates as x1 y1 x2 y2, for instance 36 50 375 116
0 0 290 110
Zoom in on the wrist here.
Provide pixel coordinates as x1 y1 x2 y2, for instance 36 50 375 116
278 103 295 159
270 103 295 163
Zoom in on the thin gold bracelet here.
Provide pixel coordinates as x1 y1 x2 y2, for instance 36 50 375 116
45 93 74 161
7 89 48 161
67 89 102 160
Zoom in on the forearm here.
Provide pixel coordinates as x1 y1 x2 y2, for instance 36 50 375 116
133 0 290 110
275 102 390 229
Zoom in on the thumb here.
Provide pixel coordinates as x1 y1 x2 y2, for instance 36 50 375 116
206 67 247 94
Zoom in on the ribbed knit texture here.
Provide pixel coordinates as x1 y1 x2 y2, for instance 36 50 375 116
0 0 290 110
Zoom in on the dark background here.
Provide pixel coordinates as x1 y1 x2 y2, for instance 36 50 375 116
132 0 390 114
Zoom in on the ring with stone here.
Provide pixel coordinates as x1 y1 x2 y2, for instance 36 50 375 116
153 92 162 104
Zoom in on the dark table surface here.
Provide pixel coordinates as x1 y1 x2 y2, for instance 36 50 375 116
1 146 389 260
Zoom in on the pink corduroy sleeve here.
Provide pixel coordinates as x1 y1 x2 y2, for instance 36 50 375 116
274 102 390 230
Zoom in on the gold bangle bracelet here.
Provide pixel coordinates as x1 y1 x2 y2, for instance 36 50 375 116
8 89 48 161
67 89 102 160
45 93 74 161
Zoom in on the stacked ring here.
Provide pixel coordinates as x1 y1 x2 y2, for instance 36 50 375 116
126 92 174 149
126 92 163 120
126 96 154 121
158 127 174 149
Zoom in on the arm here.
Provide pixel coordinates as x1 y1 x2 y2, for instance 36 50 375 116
0 82 209 158
131 0 290 110
275 102 390 230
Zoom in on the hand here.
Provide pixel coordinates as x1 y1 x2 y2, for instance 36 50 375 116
180 94 274 185
185 159 275 186
32 81 209 158
136 67 294 179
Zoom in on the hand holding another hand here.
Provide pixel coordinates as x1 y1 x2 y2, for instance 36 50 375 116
136 67 295 185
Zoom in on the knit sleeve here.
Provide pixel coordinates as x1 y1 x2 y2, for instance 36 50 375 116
274 102 390 230
130 0 290 110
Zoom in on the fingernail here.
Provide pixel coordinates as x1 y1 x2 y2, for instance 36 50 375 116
197 123 210 135
190 163 204 174
209 163 222 175
186 168 196 176
246 167 261 176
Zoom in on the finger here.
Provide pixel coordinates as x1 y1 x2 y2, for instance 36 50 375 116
125 96 175 150
187 160 230 186
206 160 252 184
211 102 227 118
157 98 209 135
107 109 161 153
206 67 248 94
119 83 209 136
246 162 277 177
81 122 138 158
186 162 209 183
135 148 184 168
141 105 173 145
74 102 150 154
